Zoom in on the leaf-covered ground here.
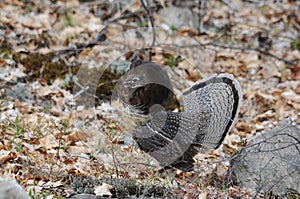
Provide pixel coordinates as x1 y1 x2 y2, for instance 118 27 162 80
0 0 299 198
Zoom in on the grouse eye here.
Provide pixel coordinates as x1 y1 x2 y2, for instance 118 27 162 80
131 77 140 83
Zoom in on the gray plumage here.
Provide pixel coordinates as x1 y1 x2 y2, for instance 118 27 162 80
115 61 242 171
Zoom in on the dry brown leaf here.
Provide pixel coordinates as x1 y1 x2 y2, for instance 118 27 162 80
236 122 255 136
0 142 5 150
198 191 207 199
0 150 17 163
295 84 300 94
121 145 132 152
94 183 113 196
185 68 200 82
259 63 280 79
67 131 90 144
37 134 59 150
14 99 31 114
67 145 92 155
281 90 300 103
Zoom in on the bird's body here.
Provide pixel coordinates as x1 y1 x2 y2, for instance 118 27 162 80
115 61 242 171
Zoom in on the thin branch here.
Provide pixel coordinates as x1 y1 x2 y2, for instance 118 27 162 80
255 47 297 66
198 0 207 33
140 0 156 62
220 0 238 11
205 42 297 66
54 3 160 57
118 162 157 167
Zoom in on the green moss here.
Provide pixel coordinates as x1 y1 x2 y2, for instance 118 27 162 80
25 3 32 13
1 49 11 59
138 22 148 27
170 25 177 31
167 94 181 111
15 52 79 85
292 38 299 50
35 33 53 48
280 64 287 80
260 6 267 15
264 191 300 199
43 60 68 81
72 65 125 105
95 66 125 101
17 52 51 78
165 53 182 68
13 116 23 139
63 9 74 27
0 40 12 59
0 39 12 51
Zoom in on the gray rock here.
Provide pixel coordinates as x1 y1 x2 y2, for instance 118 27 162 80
228 119 300 195
6 83 33 102
0 179 30 199
158 6 199 32
69 193 102 199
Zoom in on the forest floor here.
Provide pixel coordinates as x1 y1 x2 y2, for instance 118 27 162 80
0 0 299 198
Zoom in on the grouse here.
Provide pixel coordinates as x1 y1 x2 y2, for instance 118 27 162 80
115 61 242 171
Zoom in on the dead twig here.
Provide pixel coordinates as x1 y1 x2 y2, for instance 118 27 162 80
198 0 208 33
140 0 156 62
205 42 297 66
54 3 160 57
220 0 238 11
118 162 157 168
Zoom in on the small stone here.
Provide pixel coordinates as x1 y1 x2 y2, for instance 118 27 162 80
0 178 30 199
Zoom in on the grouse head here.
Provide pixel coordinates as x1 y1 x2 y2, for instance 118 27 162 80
117 61 176 115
